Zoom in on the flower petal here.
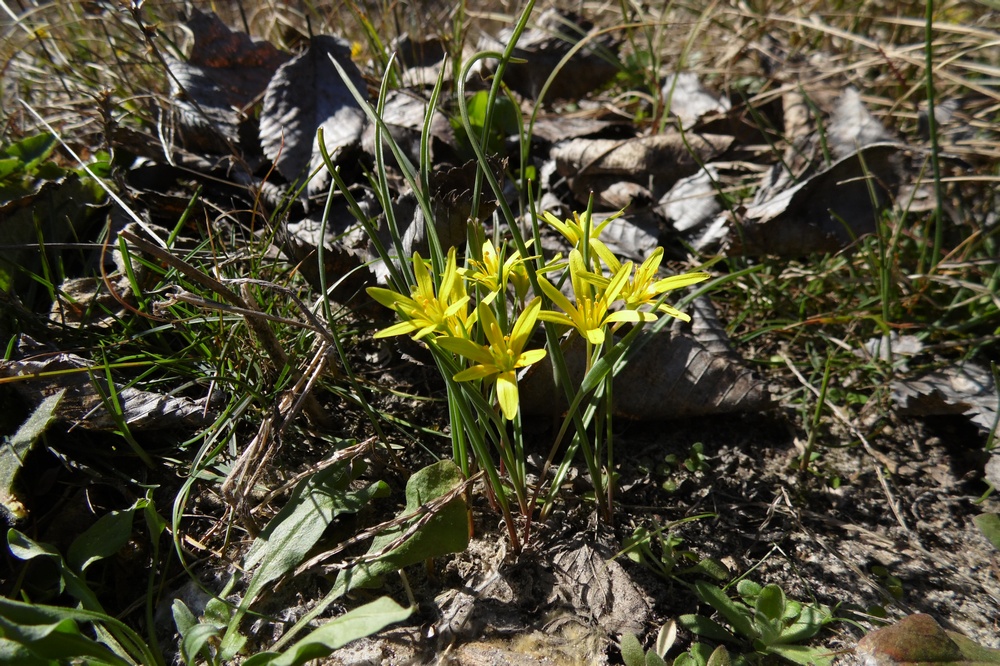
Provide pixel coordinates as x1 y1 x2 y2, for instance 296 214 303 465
495 371 519 420
366 286 408 309
508 297 542 353
538 277 577 316
436 337 495 365
656 303 692 322
454 365 497 382
373 320 418 338
604 261 633 303
516 348 547 367
537 310 574 327
589 239 622 273
651 271 711 292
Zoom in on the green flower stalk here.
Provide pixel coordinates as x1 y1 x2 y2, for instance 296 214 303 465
367 248 472 340
437 297 547 420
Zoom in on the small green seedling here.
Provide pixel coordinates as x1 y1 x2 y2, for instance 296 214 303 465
678 580 835 666
620 519 726 582
661 443 710 492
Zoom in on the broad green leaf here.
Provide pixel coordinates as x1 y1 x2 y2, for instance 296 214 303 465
647 651 669 666
7 529 102 612
736 579 763 601
0 133 57 173
0 390 64 521
857 614 1000 666
68 504 138 572
219 461 388 659
242 596 412 666
677 642 717 666
332 459 469 595
621 633 646 666
0 638 36 664
754 584 786 645
973 513 1000 551
269 460 470 654
656 620 678 657
777 604 832 644
754 584 786 624
695 581 759 640
706 645 732 666
171 599 198 637
180 621 226 665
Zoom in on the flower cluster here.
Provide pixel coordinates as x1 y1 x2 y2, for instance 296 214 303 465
366 211 710 421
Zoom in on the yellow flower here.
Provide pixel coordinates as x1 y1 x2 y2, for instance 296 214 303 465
436 297 547 420
367 248 471 340
536 249 654 345
587 240 711 323
541 209 620 250
461 239 530 293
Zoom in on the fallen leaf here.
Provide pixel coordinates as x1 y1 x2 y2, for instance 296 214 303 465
891 361 998 433
656 166 726 250
476 9 619 101
731 143 902 256
0 340 218 432
828 87 893 158
259 35 367 195
661 72 732 129
550 540 651 635
166 9 289 154
552 133 732 205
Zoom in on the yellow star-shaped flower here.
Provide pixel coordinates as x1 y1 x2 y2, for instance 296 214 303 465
436 297 547 420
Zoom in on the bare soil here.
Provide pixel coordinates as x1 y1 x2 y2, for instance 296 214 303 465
308 411 1000 665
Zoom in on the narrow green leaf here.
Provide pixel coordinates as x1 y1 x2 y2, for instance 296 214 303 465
677 614 738 643
695 581 759 640
766 643 834 666
0 616 130 666
242 597 412 666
